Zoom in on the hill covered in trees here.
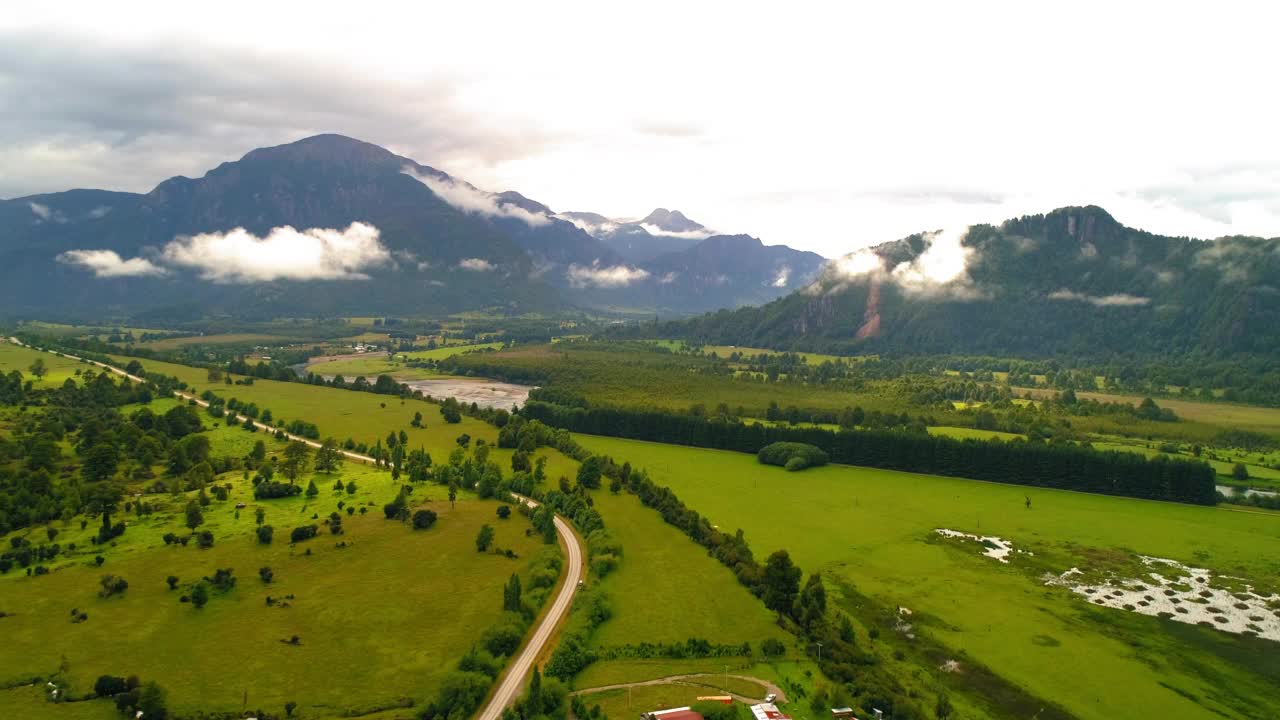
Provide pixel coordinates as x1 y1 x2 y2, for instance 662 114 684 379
637 206 1280 359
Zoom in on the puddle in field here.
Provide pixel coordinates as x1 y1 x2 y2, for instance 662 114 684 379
934 528 1031 563
400 378 534 411
1045 556 1280 642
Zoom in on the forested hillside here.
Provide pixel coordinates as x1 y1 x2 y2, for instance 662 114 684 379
641 207 1280 359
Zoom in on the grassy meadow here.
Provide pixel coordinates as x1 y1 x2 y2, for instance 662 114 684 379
576 435 1280 720
583 489 787 649
0 349 566 719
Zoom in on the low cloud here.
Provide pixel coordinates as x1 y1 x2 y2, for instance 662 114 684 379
161 222 390 282
822 229 982 299
403 168 549 227
87 205 112 219
57 249 166 277
638 223 712 240
556 214 619 237
658 271 678 284
772 265 791 287
1048 289 1151 307
566 262 650 288
457 257 495 272
29 201 68 223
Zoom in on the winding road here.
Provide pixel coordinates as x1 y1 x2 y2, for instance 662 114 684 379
7 337 587 717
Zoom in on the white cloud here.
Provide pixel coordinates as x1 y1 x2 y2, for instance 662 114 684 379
161 222 389 282
772 265 791 287
555 214 619 237
29 202 50 220
829 249 885 279
403 167 548 226
57 249 166 277
821 229 981 299
1047 289 1151 307
658 271 678 284
457 257 495 272
566 262 650 288
890 229 974 290
638 223 712 240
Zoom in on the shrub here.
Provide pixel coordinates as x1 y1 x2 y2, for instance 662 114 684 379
290 525 319 543
757 442 829 471
257 525 274 544
254 481 303 500
413 509 438 530
496 505 512 520
761 637 786 657
94 675 130 697
196 530 215 549
98 574 129 598
259 566 274 584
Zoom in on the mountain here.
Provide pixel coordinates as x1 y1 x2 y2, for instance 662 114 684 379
656 206 1280 357
558 207 707 263
640 208 705 234
0 134 827 321
0 135 570 319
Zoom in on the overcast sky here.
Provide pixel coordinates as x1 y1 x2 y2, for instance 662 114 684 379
3 2 1279 257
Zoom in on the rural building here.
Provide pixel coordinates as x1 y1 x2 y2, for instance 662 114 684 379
831 708 857 720
750 704 791 720
643 707 704 720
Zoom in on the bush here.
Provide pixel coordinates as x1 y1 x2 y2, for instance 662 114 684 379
257 525 274 544
94 675 129 697
98 574 129 598
254 480 303 500
195 530 214 548
761 637 786 657
758 442 829 471
413 509 438 530
290 525 319 543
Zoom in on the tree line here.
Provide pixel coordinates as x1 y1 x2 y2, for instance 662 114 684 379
520 400 1217 505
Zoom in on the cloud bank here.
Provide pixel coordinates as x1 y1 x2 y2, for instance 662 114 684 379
1047 289 1151 307
566 262 650 288
57 249 166 278
160 222 390 282
403 168 549 226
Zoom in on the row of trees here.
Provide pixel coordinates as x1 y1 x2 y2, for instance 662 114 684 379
521 401 1217 504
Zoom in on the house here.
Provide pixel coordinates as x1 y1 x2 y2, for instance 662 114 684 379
831 709 858 720
643 707 704 720
750 704 791 720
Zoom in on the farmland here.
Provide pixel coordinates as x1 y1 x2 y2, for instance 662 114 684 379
576 435 1280 720
0 345 568 719
305 342 505 381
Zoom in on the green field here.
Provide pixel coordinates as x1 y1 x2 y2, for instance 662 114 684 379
1018 386 1280 437
575 435 1280 720
584 489 787 649
0 486 543 719
0 342 92 387
0 349 571 719
305 342 505 380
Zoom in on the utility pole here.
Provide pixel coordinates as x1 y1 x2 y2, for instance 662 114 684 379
816 641 823 663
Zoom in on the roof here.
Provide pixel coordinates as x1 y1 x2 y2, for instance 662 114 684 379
750 704 792 720
646 708 704 720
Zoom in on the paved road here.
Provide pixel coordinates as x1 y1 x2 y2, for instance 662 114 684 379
479 494 585 720
10 337 587 716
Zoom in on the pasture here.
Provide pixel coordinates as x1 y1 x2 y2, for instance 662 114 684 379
1017 386 1280 437
0 490 544 719
576 435 1280 720
305 342 506 380
130 332 291 351
584 489 787 649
